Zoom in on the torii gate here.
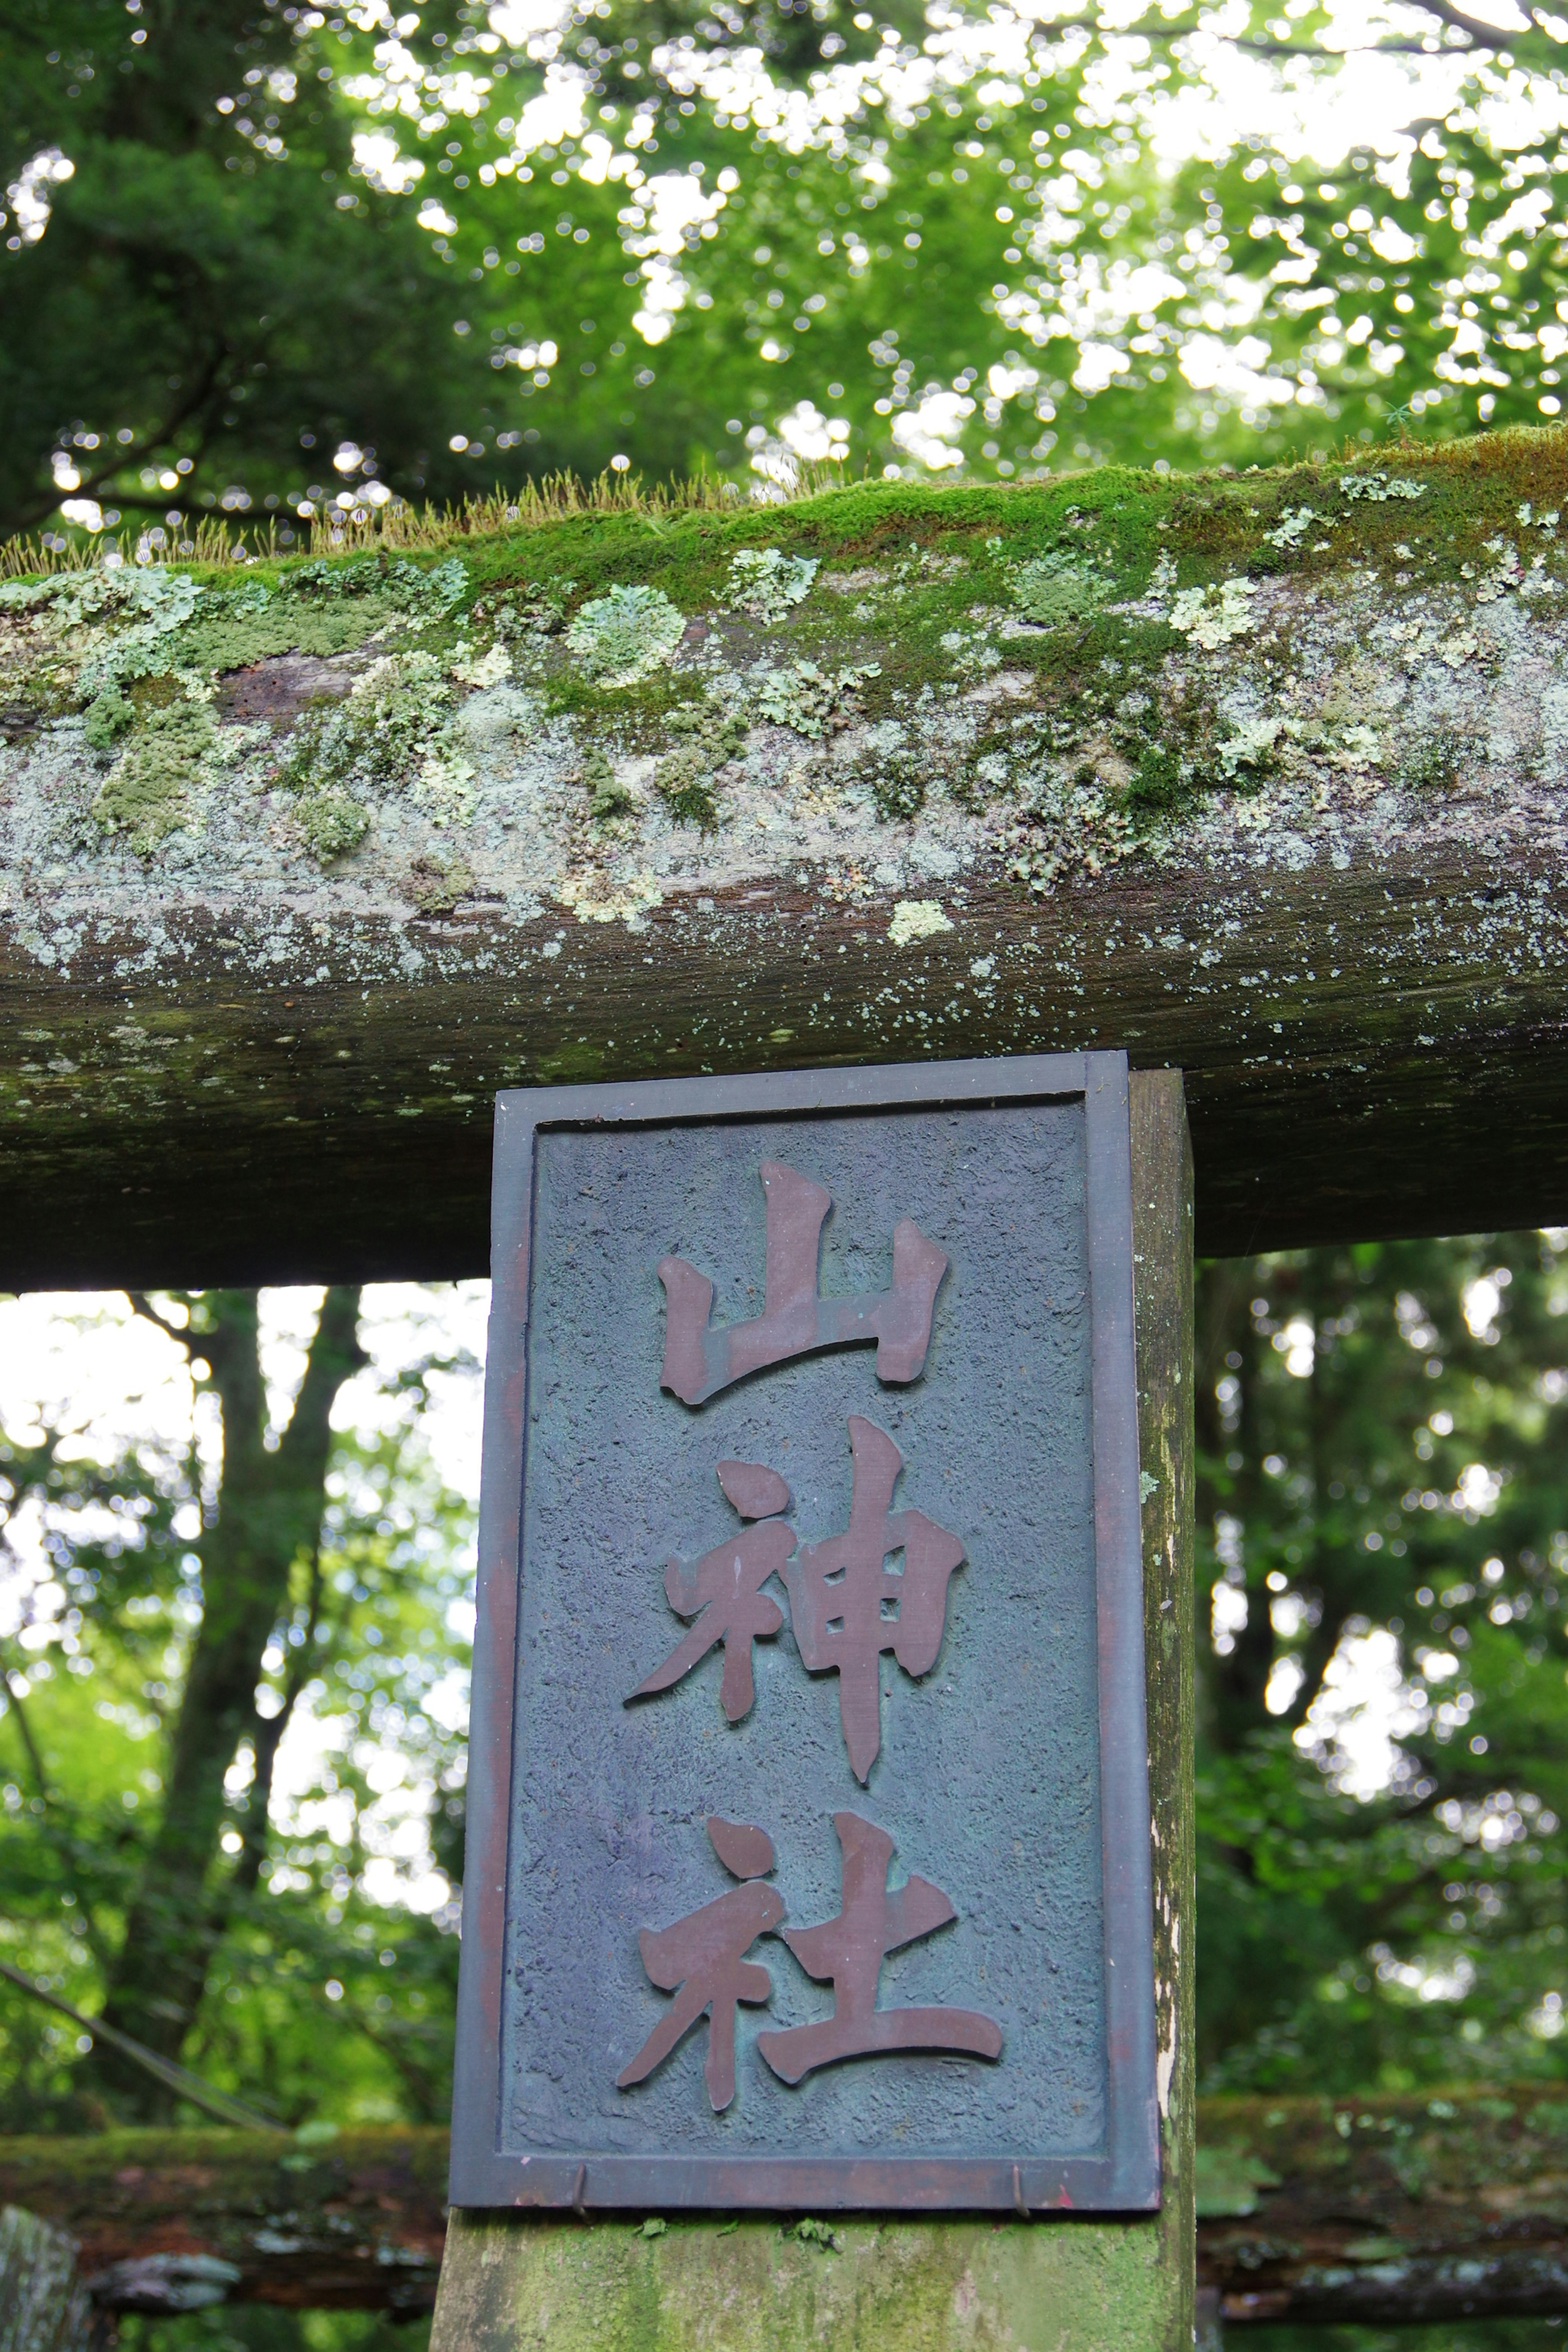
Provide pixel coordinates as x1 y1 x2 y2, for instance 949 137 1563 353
4 432 1561 2349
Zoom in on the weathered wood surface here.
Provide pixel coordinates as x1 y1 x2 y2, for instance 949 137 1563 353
1196 2089 1568 2325
1131 1069 1198 2348
0 2131 448 2315
17 2089 1568 2323
7 440 1568 1287
0 2205 96 2352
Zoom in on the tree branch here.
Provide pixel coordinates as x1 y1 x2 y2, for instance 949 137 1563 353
125 1291 200 1352
15 358 225 538
1 1656 52 1802
1031 0 1528 56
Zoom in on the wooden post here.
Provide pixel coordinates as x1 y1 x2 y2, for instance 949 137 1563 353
0 2207 95 2352
429 1069 1195 2352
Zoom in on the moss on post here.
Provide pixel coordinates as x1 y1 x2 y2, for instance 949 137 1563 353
430 2207 1180 2352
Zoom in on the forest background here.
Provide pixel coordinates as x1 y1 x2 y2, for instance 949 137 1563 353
11 0 1568 2348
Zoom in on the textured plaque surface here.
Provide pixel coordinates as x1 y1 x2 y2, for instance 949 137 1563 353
452 1056 1157 2213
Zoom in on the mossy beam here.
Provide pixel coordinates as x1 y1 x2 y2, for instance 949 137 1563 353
6 435 1568 1285
425 1072 1195 2352
13 2086 1568 2323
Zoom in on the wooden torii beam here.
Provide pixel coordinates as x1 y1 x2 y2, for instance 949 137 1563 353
3 432 1566 1290
7 2093 1568 2328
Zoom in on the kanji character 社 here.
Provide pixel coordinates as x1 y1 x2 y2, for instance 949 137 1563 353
780 1415 964 1781
757 1812 1002 2084
616 1816 784 2112
625 1459 793 1723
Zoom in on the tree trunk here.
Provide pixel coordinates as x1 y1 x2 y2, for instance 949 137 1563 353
93 1287 365 2116
7 446 1568 1285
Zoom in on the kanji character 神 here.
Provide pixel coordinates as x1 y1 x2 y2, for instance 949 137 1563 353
616 1816 784 2112
659 1159 948 1407
625 1460 793 1723
781 1415 965 1782
757 1812 1003 2085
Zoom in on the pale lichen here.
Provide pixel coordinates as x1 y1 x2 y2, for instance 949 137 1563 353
728 547 819 625
450 639 512 687
1218 717 1286 780
557 866 664 924
1340 472 1425 503
566 584 684 686
754 659 879 739
1265 507 1317 551
1169 578 1256 651
1011 550 1111 626
888 898 954 946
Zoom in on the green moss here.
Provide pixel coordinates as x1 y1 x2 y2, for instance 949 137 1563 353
434 2207 1181 2352
653 698 747 831
1399 733 1461 792
296 789 370 863
20 432 1568 886
82 685 134 750
1124 744 1189 822
174 594 403 674
583 746 634 822
408 850 475 913
91 699 215 851
870 761 927 821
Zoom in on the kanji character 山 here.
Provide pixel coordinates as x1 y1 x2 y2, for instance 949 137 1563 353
757 1811 1002 2084
616 1817 784 2112
659 1158 948 1406
781 1415 965 1781
625 1459 793 1724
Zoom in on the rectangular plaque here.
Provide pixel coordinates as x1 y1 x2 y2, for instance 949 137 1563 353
450 1053 1158 2213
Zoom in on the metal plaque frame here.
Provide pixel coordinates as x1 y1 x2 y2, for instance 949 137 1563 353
450 1051 1159 2214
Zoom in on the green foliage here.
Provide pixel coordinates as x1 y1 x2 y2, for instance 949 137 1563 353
119 2313 431 2352
0 1294 477 2134
1196 1233 1568 2097
12 0 1568 542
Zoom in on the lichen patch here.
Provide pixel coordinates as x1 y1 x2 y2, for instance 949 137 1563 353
889 898 954 947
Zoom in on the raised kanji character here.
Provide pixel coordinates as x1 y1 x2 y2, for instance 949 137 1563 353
659 1159 947 1407
625 1460 793 1723
757 1812 1002 2085
616 1817 784 2112
781 1415 964 1782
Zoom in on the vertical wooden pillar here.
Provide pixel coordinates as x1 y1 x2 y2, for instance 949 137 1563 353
0 2206 96 2352
431 1070 1195 2352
